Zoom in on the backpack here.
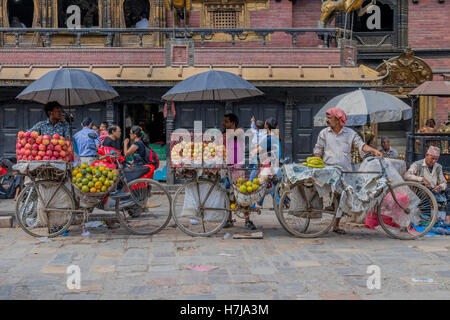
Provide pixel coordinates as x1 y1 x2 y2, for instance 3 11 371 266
144 145 160 170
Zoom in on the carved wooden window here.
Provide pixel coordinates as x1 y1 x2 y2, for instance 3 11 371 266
57 0 100 28
122 0 150 28
204 4 243 29
3 0 38 27
212 10 237 28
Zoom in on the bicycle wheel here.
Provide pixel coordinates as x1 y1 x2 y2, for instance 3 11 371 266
376 181 438 240
276 186 337 238
116 179 172 235
15 180 75 238
172 178 229 237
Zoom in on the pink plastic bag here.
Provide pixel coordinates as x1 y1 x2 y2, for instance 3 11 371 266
365 192 409 229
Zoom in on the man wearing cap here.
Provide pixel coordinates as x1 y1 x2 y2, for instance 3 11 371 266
313 107 383 234
404 146 449 223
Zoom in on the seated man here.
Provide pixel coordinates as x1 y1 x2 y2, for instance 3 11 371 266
404 146 449 223
379 137 398 158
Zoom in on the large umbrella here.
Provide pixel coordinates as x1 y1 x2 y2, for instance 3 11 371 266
162 70 263 102
314 89 412 127
409 81 450 97
16 68 119 136
17 68 118 106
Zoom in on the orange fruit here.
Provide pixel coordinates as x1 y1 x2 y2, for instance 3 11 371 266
90 187 97 193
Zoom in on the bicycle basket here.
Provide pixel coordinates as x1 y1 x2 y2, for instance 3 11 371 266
228 167 268 207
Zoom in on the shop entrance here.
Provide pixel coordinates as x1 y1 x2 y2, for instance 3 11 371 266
123 103 167 180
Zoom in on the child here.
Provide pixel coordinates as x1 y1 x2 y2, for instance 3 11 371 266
99 122 109 142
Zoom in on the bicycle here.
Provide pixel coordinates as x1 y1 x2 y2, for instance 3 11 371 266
275 157 438 240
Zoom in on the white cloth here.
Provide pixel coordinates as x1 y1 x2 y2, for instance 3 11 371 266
313 127 366 171
136 18 149 28
404 160 447 191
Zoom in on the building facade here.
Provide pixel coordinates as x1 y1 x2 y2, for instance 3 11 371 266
0 0 448 182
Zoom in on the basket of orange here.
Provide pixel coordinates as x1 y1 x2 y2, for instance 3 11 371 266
71 164 119 208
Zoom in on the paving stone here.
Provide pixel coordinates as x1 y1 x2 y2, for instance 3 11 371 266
49 253 78 265
147 277 177 287
435 271 450 278
182 284 211 295
116 264 148 273
94 265 115 273
0 216 13 228
319 291 361 300
185 294 217 300
0 285 12 298
41 266 67 274
292 260 321 267
128 286 155 295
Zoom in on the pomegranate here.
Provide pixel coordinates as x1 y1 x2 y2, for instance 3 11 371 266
31 131 39 139
23 132 31 138
52 133 61 140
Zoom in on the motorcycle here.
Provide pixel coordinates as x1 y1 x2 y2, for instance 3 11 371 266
0 157 23 200
88 144 156 217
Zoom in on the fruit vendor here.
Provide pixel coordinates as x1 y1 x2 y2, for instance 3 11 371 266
313 107 382 234
404 146 449 223
28 101 70 137
222 113 257 230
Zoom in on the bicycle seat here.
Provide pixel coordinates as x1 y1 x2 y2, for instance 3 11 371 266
123 166 150 182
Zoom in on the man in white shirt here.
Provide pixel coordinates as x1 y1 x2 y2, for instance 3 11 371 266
313 107 382 234
135 12 149 28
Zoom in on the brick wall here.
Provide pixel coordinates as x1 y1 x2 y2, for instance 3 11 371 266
292 0 324 47
194 48 341 65
0 48 166 65
409 0 450 49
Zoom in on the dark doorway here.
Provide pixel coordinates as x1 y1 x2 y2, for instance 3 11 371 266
353 1 394 32
123 0 150 27
8 0 34 28
58 0 99 28
124 103 166 145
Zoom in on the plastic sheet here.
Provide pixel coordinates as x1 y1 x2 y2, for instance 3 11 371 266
181 181 227 222
35 181 73 228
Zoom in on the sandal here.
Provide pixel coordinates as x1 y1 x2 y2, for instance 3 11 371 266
223 220 234 228
332 227 346 235
245 220 257 230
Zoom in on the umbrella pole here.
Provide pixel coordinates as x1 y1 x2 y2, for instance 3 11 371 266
68 88 73 138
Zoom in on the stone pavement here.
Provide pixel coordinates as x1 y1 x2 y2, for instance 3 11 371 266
0 205 449 300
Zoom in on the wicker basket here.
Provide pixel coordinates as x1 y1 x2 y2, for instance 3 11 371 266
228 167 268 207
13 160 69 181
72 181 118 208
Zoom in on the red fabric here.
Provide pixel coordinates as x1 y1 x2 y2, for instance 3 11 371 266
99 131 108 142
365 192 410 229
326 107 348 127
365 210 400 229
163 102 176 118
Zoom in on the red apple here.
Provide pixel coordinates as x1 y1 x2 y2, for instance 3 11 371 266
17 131 25 139
42 139 50 146
53 151 59 157
43 135 51 140
24 149 31 156
32 143 39 150
58 140 65 147
17 155 22 160
20 138 27 146
23 132 31 138
50 156 57 161
31 131 39 139
50 139 58 146
24 143 32 150
36 137 42 144
35 156 41 161
47 144 54 151
43 156 50 160
60 150 67 158
16 143 21 150
62 145 68 151
31 150 38 157
52 133 61 140
54 145 62 152
38 144 46 151
38 151 45 157
46 150 53 156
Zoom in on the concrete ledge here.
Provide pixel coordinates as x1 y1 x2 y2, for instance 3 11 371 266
0 216 13 228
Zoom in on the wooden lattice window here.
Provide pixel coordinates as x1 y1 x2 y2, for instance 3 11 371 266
212 10 237 28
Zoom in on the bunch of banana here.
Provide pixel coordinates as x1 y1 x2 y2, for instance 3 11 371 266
302 157 325 168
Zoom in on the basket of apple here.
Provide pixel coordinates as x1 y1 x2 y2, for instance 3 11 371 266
170 139 226 169
16 131 74 162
